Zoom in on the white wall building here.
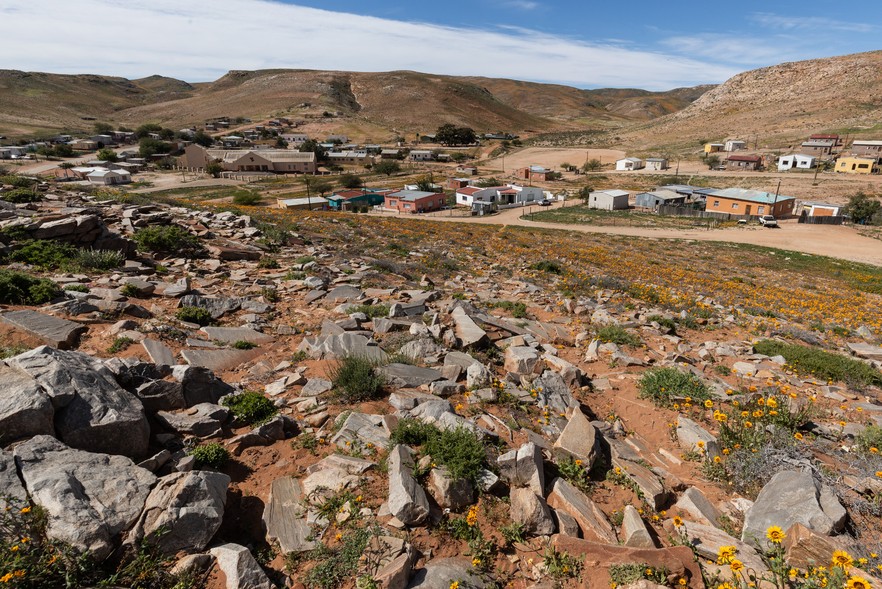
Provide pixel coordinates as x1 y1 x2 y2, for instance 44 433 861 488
588 189 630 210
615 158 644 171
777 154 817 171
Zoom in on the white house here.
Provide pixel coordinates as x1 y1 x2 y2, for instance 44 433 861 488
777 154 817 171
645 157 668 171
86 168 131 185
455 186 483 206
615 157 644 171
725 140 747 152
410 150 435 161
455 184 543 207
588 190 629 210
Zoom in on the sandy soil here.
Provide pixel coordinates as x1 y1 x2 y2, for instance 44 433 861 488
482 147 627 174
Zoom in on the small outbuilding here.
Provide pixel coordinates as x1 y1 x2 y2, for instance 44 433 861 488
587 190 629 210
634 189 687 209
777 154 816 171
276 196 329 210
615 158 644 171
86 168 131 185
645 158 669 171
802 202 843 217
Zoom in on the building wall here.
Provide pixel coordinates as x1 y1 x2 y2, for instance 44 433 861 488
706 196 793 217
851 143 882 157
725 159 760 170
836 157 878 175
385 194 446 213
808 206 837 217
589 194 628 210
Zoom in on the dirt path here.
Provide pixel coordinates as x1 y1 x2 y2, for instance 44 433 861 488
412 202 882 266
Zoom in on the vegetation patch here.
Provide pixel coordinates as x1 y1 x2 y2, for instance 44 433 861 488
107 337 134 354
189 442 231 469
753 339 882 387
0 270 60 305
487 300 528 318
221 391 278 426
595 325 642 347
423 426 487 484
175 306 213 326
133 225 203 257
345 304 390 318
330 356 386 403
8 239 76 269
637 367 711 407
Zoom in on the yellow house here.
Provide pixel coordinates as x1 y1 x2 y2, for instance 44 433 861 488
835 156 879 175
704 143 724 154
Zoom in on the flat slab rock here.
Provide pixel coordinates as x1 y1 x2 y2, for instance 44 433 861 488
180 348 263 372
142 338 176 367
0 310 87 349
200 326 274 345
262 477 316 553
379 363 444 388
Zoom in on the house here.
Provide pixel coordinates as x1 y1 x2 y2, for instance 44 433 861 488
221 136 245 148
380 149 403 160
70 139 98 151
456 184 542 207
327 189 388 211
724 140 747 152
178 145 316 174
281 133 309 146
0 146 27 159
835 156 879 175
456 165 478 176
810 134 841 146
777 154 816 171
514 165 554 182
705 188 795 217
615 158 644 171
91 134 115 146
799 140 835 157
455 186 484 206
645 158 669 171
404 183 443 192
86 168 131 185
276 196 329 210
409 150 435 161
327 151 371 166
384 190 447 213
802 202 843 217
326 135 349 144
704 143 724 154
657 185 720 202
724 154 763 171
587 190 629 211
634 190 687 209
447 178 471 190
850 140 882 157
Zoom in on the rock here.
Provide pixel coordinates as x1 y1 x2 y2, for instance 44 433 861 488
9 346 149 458
179 295 243 319
130 471 229 554
504 346 541 375
332 412 391 448
428 380 464 397
156 403 229 437
543 354 584 388
0 450 27 510
664 520 766 574
675 487 723 528
534 370 576 415
388 445 430 526
299 332 388 362
135 379 186 412
547 478 617 544
389 390 444 410
622 505 656 548
407 558 487 589
301 378 333 396
380 364 443 388
552 409 599 470
364 535 415 589
172 365 234 407
742 470 847 545
181 348 263 371
326 285 364 303
451 307 488 349
263 477 316 554
398 337 444 361
466 363 490 389
0 362 54 443
732 361 757 376
200 326 274 345
209 543 274 589
675 415 721 458
610 457 668 511
159 277 191 298
0 310 87 349
554 509 581 537
497 442 545 495
142 338 176 367
847 342 882 360
510 487 556 535
14 436 156 560
783 523 861 569
444 351 480 371
428 467 475 510
302 461 361 498
171 553 215 577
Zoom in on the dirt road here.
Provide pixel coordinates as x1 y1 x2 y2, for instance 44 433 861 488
416 202 882 266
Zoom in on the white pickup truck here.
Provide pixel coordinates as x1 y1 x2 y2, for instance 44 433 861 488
758 215 778 228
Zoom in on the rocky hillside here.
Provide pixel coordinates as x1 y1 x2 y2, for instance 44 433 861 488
1 179 882 588
621 50 882 149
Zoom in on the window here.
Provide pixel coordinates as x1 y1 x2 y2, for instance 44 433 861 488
389 200 397 206
713 200 720 208
732 203 738 210
859 164 869 169
757 206 765 214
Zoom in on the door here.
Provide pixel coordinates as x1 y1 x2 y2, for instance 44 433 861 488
745 205 752 215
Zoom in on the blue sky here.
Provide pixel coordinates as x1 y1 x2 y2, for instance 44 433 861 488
1 0 880 90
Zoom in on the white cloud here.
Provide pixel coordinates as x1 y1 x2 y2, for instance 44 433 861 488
750 13 877 34
503 0 540 10
0 0 739 90
661 34 802 66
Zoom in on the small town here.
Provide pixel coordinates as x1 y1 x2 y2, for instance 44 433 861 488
1 4 882 589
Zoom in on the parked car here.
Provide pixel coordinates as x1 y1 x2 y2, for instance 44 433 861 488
759 215 778 228
538 199 552 206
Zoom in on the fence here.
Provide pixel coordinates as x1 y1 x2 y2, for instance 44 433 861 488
797 214 846 225
656 204 758 222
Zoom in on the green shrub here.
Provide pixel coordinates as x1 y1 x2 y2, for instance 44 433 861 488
232 340 256 350
298 527 377 589
232 192 261 206
222 391 278 426
8 239 76 269
107 337 134 353
424 426 486 484
596 325 641 347
856 425 882 454
175 306 213 326
346 304 390 318
330 356 385 403
1 188 41 203
189 443 230 469
0 174 38 187
531 260 563 274
0 270 61 304
295 255 315 264
119 284 140 298
257 257 280 269
637 367 711 407
647 314 677 333
75 248 126 270
608 563 669 586
488 300 528 318
133 225 203 257
753 339 882 387
63 283 90 293
500 522 526 545
390 418 440 446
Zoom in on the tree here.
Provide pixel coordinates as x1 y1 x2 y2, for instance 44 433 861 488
704 155 721 170
139 138 171 158
206 161 223 178
582 159 602 172
844 192 881 225
96 148 118 162
435 124 476 146
313 181 333 196
93 122 113 134
578 186 593 204
158 128 175 141
298 139 328 162
135 123 163 139
340 174 364 189
275 137 288 148
58 162 75 169
192 130 214 147
415 175 436 192
373 160 401 176
53 144 74 158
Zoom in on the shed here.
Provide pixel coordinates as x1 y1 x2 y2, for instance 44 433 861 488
645 158 669 171
588 190 629 210
802 202 843 217
777 154 816 171
276 196 329 210
615 158 644 171
634 190 687 209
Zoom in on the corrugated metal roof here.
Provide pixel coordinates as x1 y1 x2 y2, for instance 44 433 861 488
389 190 440 201
708 188 794 204
593 190 629 198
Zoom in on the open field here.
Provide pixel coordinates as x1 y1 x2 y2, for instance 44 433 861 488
481 147 626 173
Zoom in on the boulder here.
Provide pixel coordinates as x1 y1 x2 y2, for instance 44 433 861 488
263 477 316 553
331 412 392 449
675 487 723 528
180 348 263 372
552 409 599 470
547 478 617 544
451 307 488 349
504 346 541 375
209 543 274 589
363 535 415 589
142 338 177 367
0 310 87 350
200 326 274 345
134 379 186 413
675 415 721 459
14 436 156 560
534 370 576 415
742 470 847 545
379 364 444 388
0 362 54 444
130 471 229 554
0 450 27 510
428 467 475 510
298 332 388 362
172 365 234 407
388 445 430 526
622 505 656 548
407 558 487 589
466 363 490 389
497 442 545 495
510 487 556 535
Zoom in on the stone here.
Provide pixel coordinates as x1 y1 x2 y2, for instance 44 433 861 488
664 520 766 574
263 477 317 553
553 409 599 470
504 346 541 375
0 450 27 510
180 348 262 371
407 558 487 589
14 436 156 560
380 364 443 388
783 523 861 569
610 457 668 511
732 361 757 376
555 509 581 537
301 378 333 396
179 295 242 319
365 535 415 589
428 380 464 397
0 310 87 349
388 445 430 526
444 351 480 371
159 277 191 298
510 486 556 535
302 464 361 498
134 379 186 412
172 365 234 407
130 471 229 554
428 467 475 510
332 412 391 448
171 553 215 577
622 505 656 548
209 543 274 589
497 442 545 495
742 470 847 545
466 363 491 389
9 346 149 458
0 362 54 443
676 416 721 458
326 285 364 303
389 390 444 410
398 337 444 361
547 478 617 544
141 338 176 367
200 326 275 345
121 277 155 297
534 370 576 415
156 403 229 437
675 487 723 528
299 332 388 362
847 342 882 360
451 307 488 349
542 354 584 388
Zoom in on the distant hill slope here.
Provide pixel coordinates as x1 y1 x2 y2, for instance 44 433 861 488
0 68 710 139
619 50 882 150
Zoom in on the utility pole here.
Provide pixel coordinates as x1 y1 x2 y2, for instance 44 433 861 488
772 179 781 216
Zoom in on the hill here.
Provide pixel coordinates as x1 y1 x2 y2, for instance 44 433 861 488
0 68 710 139
618 50 882 150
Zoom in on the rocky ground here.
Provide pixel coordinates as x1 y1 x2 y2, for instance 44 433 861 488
1 182 882 589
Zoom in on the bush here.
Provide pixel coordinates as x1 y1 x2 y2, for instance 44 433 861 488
424 426 487 484
488 300 528 318
856 425 882 454
232 191 261 206
390 418 440 446
753 339 882 387
330 356 385 403
1 188 41 203
189 443 230 469
595 325 642 347
75 248 126 270
107 337 134 353
222 391 278 426
232 340 256 350
0 270 61 304
346 304 390 318
647 314 677 333
8 239 76 269
63 283 89 293
175 306 213 326
637 367 711 407
531 260 563 274
133 225 203 257
257 257 280 269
